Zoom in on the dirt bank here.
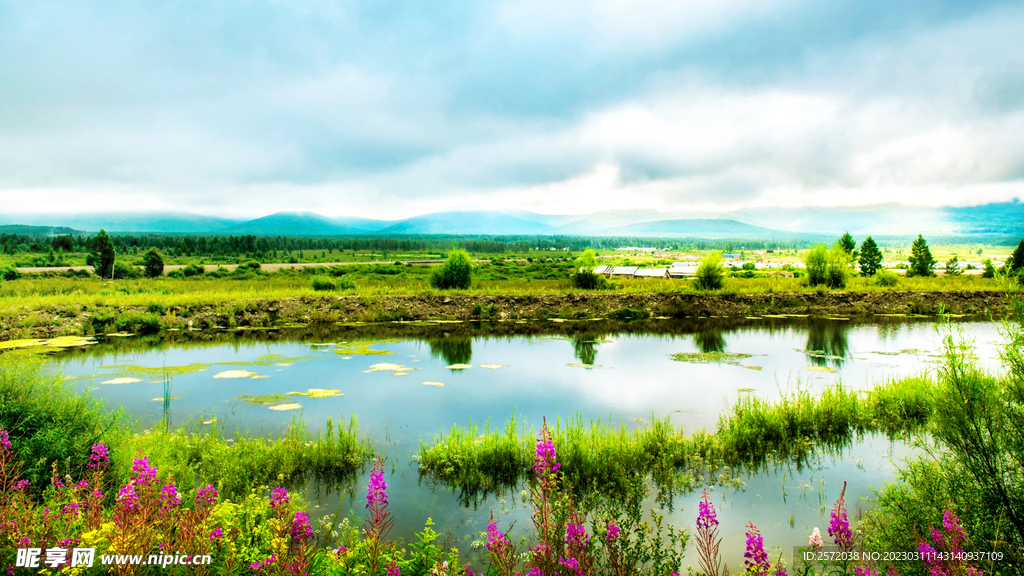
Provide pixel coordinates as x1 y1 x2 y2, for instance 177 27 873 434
0 289 1011 343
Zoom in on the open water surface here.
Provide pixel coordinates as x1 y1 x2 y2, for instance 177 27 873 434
42 316 1007 565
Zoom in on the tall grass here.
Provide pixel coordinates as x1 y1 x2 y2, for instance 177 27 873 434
418 377 936 505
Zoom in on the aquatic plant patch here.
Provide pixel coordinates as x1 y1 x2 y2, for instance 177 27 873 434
269 402 303 411
669 351 754 365
363 363 417 373
288 388 342 398
213 369 260 378
99 377 142 385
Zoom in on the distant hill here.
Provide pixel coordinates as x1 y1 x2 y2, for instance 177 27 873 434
377 211 552 235
222 212 369 236
592 218 785 238
0 224 83 236
0 212 240 233
330 216 393 231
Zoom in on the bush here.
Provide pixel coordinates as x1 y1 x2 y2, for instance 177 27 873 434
112 260 142 280
825 248 851 288
237 259 262 272
693 252 725 290
429 249 473 290
570 269 607 289
182 263 206 277
982 259 996 279
804 245 828 286
1 266 20 281
143 248 164 278
311 276 355 291
874 269 899 287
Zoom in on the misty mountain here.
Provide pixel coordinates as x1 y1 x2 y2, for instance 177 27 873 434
591 218 786 238
377 211 552 235
0 225 83 237
0 212 240 233
221 212 370 236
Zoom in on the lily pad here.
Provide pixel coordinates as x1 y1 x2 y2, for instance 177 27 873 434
480 364 507 369
393 372 410 376
567 363 604 369
287 388 342 398
804 366 837 373
213 370 259 379
232 394 287 406
101 377 142 385
364 363 416 373
334 345 396 356
670 352 753 365
746 366 763 371
446 364 473 370
268 403 303 411
422 381 445 387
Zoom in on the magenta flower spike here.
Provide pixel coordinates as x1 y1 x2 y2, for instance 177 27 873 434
828 484 854 550
743 522 770 576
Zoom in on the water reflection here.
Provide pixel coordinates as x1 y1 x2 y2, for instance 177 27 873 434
427 337 473 365
804 320 850 367
693 329 726 353
571 337 598 365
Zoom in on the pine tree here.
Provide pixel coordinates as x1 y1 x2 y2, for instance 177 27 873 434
858 236 883 276
908 234 936 277
87 230 115 278
945 255 961 276
1008 240 1024 274
837 232 856 256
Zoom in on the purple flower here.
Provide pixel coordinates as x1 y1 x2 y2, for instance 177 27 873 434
486 522 509 552
13 480 29 491
942 509 965 549
697 489 718 530
565 523 589 551
196 484 218 508
855 567 878 576
248 555 276 572
887 566 900 576
18 537 30 547
87 444 110 469
524 568 543 576
160 483 181 509
116 484 139 511
131 457 157 486
606 521 621 542
58 538 79 548
291 511 314 542
60 502 81 516
208 527 224 540
269 487 290 510
533 428 560 476
366 462 388 509
829 494 854 550
387 561 401 576
334 546 348 556
559 556 583 576
0 428 10 452
744 522 770 576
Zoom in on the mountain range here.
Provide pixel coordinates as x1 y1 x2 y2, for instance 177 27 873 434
1 202 1023 239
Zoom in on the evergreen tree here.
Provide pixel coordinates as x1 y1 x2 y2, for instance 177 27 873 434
858 236 883 276
982 259 996 278
143 248 164 278
87 229 115 279
908 234 936 277
1008 240 1024 274
945 255 961 276
837 232 856 256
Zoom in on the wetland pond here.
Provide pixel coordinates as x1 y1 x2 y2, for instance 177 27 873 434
42 316 1006 566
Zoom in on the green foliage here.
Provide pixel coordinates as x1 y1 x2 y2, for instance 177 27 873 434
0 361 125 495
311 275 355 292
983 259 997 278
908 234 936 277
945 254 961 276
142 248 164 278
804 245 828 286
182 262 206 277
112 260 142 280
825 247 851 288
570 249 607 289
1 266 20 281
874 269 899 287
1009 240 1024 274
429 249 473 290
858 236 883 276
694 252 725 291
87 229 116 278
837 232 856 255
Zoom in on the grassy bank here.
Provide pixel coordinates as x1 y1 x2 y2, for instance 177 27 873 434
0 360 374 500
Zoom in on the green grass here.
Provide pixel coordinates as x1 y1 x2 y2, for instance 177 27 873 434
418 377 936 505
0 359 374 501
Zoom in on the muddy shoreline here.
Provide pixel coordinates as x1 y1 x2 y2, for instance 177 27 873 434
0 289 1010 342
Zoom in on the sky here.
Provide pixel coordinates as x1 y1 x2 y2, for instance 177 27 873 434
1 0 1023 219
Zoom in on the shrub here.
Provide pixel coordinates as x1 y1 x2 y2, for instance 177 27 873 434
694 252 725 290
1 266 20 281
982 259 996 278
112 260 142 279
874 269 899 287
429 249 473 290
311 276 355 291
804 245 828 286
182 263 206 277
824 247 851 288
237 259 262 272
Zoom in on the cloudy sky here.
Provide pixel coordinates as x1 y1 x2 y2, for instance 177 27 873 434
1 0 1023 219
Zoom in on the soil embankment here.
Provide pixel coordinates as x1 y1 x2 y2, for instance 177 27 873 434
0 289 1010 342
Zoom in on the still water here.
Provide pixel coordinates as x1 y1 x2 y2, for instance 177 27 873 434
44 317 1006 565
